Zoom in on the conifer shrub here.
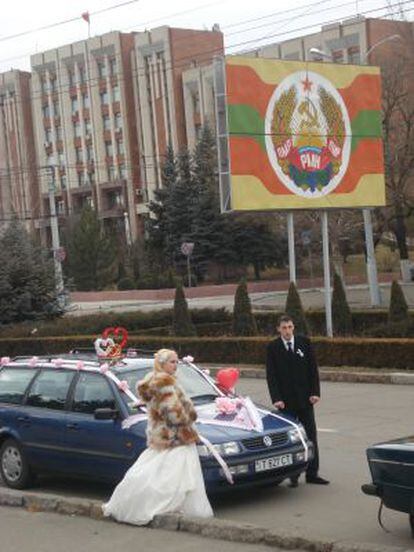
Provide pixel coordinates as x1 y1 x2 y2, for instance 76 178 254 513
332 272 353 335
232 279 257 336
285 281 309 335
388 280 409 324
172 281 196 336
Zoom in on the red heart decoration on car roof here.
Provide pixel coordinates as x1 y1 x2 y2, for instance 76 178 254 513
216 368 240 391
102 326 129 350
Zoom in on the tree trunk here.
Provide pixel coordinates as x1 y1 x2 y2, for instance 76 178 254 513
394 205 409 260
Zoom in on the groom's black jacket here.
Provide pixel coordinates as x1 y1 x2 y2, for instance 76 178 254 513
266 335 320 411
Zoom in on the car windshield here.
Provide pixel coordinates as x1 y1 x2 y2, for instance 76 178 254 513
119 362 220 413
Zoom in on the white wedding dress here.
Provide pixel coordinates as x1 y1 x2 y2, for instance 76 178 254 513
102 443 213 525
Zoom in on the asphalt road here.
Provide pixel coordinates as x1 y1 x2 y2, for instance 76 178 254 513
0 507 279 552
1 381 413 549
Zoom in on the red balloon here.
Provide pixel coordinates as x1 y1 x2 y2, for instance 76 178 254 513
216 368 240 391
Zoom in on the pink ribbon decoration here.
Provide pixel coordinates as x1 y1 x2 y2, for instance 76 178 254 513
29 356 38 367
117 380 129 392
76 361 85 371
0 357 10 365
182 355 194 363
99 363 110 374
51 358 64 367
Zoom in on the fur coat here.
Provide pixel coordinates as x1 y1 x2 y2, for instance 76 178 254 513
137 371 199 450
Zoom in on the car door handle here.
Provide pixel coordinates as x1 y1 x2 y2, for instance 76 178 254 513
66 423 79 430
17 416 30 423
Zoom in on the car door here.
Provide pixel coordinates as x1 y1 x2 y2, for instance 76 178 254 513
0 367 39 450
22 368 75 471
64 371 139 481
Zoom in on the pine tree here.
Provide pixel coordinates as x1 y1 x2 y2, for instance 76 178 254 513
232 279 257 336
172 280 196 336
332 272 353 335
65 205 117 291
0 220 57 323
285 281 309 335
388 280 409 324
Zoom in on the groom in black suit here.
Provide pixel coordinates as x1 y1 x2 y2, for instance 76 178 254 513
266 314 329 486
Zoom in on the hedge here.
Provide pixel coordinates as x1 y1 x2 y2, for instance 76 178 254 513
1 336 413 370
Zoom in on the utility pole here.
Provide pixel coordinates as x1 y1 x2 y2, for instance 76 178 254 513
46 166 64 294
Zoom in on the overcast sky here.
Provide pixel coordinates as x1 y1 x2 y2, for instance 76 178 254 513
0 0 411 73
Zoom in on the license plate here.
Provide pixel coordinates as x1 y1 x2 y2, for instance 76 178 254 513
255 453 293 472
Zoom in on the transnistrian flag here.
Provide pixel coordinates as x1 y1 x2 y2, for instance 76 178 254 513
225 56 385 211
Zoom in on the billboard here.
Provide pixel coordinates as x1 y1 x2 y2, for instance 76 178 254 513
216 56 385 212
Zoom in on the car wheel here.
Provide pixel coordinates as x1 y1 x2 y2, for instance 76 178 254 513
0 438 33 489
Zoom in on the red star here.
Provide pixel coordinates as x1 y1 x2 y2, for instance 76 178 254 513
301 75 313 92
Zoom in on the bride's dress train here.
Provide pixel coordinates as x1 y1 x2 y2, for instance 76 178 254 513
102 443 213 525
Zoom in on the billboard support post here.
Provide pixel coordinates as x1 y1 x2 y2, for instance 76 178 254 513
287 212 296 283
321 211 333 337
363 208 381 306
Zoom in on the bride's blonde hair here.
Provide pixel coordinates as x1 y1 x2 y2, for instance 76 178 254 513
154 348 177 372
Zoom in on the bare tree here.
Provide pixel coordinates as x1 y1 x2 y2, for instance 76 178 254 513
379 29 414 277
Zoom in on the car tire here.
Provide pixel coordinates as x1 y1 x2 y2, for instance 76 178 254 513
0 438 33 489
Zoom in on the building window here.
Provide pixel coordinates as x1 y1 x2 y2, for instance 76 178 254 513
56 126 63 141
52 100 60 118
119 164 127 179
73 121 82 138
103 115 111 130
332 50 344 63
86 144 94 162
115 112 122 130
42 104 50 118
68 69 75 87
79 65 86 84
116 140 124 155
112 85 120 102
347 47 361 64
57 200 65 215
195 123 202 141
107 165 116 181
46 153 55 166
105 141 113 157
45 128 53 143
82 93 90 109
87 170 95 185
71 97 79 114
49 78 57 93
77 172 85 187
75 147 83 163
85 119 92 136
100 90 109 105
40 78 47 94
192 92 200 114
58 151 65 166
61 174 67 190
97 61 107 78
109 58 117 76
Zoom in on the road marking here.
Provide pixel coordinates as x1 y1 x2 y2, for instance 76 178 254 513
318 428 338 433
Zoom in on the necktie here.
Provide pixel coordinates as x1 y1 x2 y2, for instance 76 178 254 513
287 341 293 353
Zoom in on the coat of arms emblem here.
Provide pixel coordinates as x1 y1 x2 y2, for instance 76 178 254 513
265 71 351 198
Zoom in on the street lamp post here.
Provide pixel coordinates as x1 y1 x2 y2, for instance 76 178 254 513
45 165 64 294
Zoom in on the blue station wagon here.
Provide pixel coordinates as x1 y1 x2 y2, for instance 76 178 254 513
0 357 313 493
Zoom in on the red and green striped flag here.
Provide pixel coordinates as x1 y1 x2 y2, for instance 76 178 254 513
225 56 385 211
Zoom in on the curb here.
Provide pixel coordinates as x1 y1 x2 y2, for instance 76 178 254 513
0 488 409 552
203 366 414 385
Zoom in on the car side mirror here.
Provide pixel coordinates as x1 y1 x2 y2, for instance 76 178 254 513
94 407 118 420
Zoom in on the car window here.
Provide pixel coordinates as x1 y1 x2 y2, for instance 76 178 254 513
0 368 36 404
120 363 219 413
26 370 74 411
71 372 117 414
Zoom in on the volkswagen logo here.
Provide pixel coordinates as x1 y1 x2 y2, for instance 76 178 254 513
263 435 272 447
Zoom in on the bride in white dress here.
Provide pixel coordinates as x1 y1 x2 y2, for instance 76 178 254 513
102 348 213 525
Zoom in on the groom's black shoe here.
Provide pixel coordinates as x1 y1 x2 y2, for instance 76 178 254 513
288 477 299 488
306 475 330 485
